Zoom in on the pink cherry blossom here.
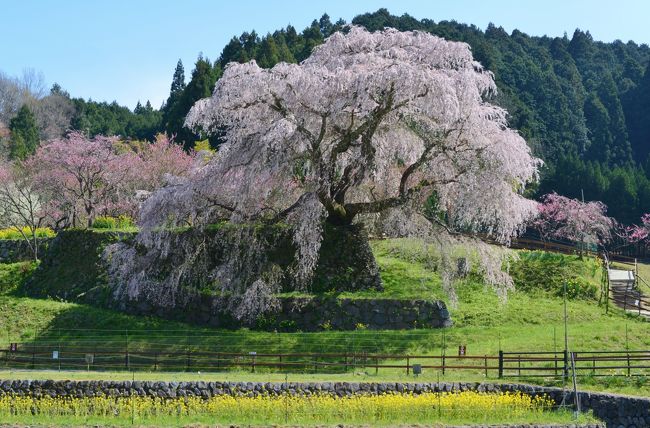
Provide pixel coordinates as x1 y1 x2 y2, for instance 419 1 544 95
532 192 614 247
619 213 650 244
25 132 195 228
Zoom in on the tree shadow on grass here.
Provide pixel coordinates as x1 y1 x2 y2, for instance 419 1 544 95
5 296 447 373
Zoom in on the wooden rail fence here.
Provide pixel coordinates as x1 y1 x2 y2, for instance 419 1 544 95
500 350 650 378
2 345 649 379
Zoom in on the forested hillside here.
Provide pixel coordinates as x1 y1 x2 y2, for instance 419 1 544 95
3 8 650 224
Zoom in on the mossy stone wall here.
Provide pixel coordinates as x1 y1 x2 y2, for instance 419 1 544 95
0 238 53 263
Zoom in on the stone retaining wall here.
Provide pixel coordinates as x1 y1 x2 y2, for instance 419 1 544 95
0 238 51 263
0 380 643 427
275 297 451 330
127 295 452 330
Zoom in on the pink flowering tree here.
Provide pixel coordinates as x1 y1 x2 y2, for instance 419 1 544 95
126 134 196 191
26 132 134 228
116 27 541 318
0 161 48 259
619 213 650 245
25 132 196 228
532 192 614 251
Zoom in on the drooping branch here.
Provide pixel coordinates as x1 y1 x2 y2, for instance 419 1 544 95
131 25 546 317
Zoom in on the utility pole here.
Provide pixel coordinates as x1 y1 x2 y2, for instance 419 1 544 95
562 281 569 387
563 281 580 418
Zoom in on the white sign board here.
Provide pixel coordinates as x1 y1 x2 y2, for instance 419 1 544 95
52 350 59 359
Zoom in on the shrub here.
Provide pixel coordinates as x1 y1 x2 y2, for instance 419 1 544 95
278 319 298 331
0 261 38 294
0 227 55 240
92 216 116 229
92 215 135 229
510 250 599 299
562 277 598 300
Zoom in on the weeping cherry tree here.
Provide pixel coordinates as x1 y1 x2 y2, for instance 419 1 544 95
120 27 541 317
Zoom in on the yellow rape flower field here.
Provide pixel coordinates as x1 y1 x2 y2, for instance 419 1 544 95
0 227 55 240
0 390 598 426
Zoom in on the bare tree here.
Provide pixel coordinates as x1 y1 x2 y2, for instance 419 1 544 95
0 69 72 144
0 161 47 260
31 92 74 140
0 72 25 125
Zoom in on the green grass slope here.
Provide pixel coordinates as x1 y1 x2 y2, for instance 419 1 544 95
0 238 647 396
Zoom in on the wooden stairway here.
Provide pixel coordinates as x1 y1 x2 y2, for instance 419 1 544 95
607 268 650 317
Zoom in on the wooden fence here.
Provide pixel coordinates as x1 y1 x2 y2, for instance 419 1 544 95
608 290 650 316
506 231 645 263
2 345 649 379
500 350 650 378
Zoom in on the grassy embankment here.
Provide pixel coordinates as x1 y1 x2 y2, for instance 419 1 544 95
0 238 647 397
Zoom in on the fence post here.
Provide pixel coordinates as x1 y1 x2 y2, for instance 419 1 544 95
592 357 595 376
406 356 410 375
563 349 568 380
605 274 610 313
498 351 503 378
352 335 356 370
441 331 446 375
484 355 488 378
627 353 631 377
125 329 129 370
442 353 446 375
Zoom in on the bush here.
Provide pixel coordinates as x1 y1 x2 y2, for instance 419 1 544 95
0 261 38 294
92 215 135 230
562 277 598 300
510 250 599 299
0 227 55 240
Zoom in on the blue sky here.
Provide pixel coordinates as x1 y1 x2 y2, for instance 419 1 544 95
1 0 647 109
